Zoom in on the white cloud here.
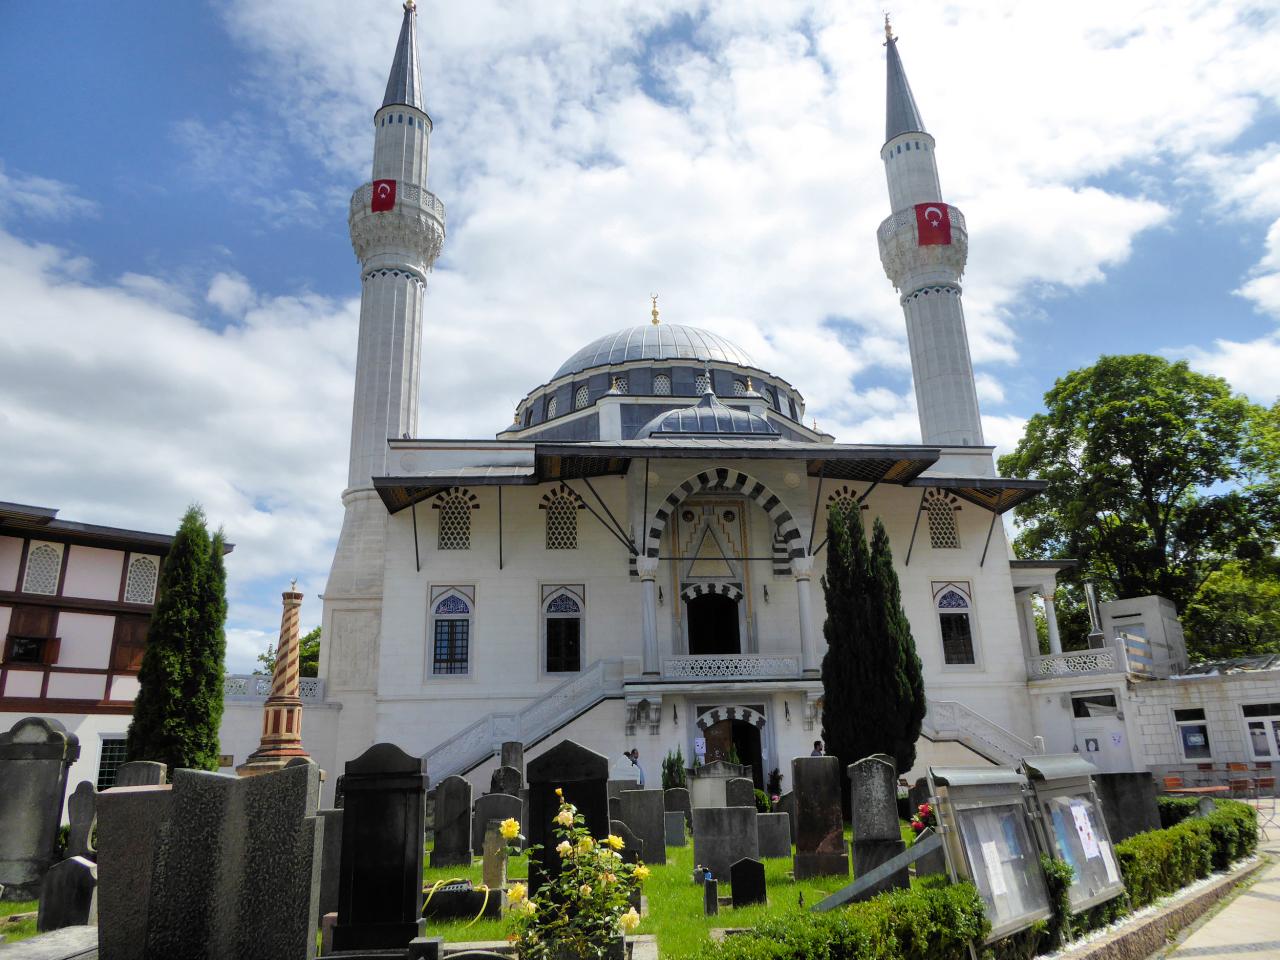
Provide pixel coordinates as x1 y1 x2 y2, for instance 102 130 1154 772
208 271 255 317
0 163 98 222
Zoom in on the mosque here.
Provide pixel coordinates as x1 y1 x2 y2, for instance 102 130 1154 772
219 4 1280 803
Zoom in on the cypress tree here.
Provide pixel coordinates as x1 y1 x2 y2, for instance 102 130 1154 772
868 517 926 773
126 505 228 771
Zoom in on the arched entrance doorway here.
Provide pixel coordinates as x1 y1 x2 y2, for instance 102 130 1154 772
696 706 767 790
687 593 740 655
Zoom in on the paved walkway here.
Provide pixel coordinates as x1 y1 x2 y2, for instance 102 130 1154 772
1163 803 1280 960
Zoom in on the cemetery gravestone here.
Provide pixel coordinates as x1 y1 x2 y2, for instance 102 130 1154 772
912 827 947 877
472 793 523 856
113 760 166 788
607 778 639 800
609 819 645 864
1094 772 1161 841
692 806 759 880
689 776 728 809
664 787 692 828
490 765 522 797
726 778 755 808
36 856 97 932
0 717 80 901
776 792 796 842
665 811 687 847
431 775 473 868
755 813 791 859
501 741 524 773
144 760 323 960
907 777 930 814
96 784 173 960
703 878 719 916
791 757 848 879
527 740 609 893
333 743 428 952
318 809 343 920
66 781 96 861
730 857 766 908
482 821 507 894
609 797 622 822
848 755 907 896
620 789 667 865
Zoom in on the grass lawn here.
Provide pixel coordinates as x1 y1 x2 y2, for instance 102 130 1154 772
421 824 894 957
1 900 38 944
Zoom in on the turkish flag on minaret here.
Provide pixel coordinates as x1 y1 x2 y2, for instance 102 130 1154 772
371 179 397 212
914 203 952 245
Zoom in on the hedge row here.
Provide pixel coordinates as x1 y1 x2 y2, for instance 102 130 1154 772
687 879 988 960
1115 799 1257 909
1157 795 1202 828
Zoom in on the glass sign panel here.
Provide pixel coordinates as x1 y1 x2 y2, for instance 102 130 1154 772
955 802 1050 936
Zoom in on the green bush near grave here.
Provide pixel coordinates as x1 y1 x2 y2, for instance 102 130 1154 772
1157 794 1202 828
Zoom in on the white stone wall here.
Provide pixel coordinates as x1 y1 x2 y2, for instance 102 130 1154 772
882 131 942 213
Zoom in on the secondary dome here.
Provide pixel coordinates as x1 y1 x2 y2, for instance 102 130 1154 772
553 323 755 380
640 390 780 439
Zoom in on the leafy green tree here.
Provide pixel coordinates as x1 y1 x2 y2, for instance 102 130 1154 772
999 355 1276 654
1183 562 1280 660
661 746 687 790
820 504 927 784
256 626 321 678
127 506 228 771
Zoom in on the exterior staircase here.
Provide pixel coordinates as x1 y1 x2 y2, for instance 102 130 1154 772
423 659 626 782
923 699 1037 765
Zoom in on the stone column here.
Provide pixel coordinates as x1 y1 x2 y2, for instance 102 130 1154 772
239 584 312 776
1019 593 1038 655
1043 590 1063 656
791 556 819 675
637 557 660 676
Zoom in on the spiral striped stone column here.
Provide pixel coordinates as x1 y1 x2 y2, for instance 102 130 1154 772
238 585 312 776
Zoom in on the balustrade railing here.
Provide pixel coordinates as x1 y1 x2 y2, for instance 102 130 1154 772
924 698 1036 766
660 654 801 681
223 674 325 701
1029 639 1134 679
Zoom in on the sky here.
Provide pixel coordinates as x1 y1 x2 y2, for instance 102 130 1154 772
1 1 1278 673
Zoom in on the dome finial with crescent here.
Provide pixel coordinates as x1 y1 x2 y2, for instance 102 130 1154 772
650 294 660 325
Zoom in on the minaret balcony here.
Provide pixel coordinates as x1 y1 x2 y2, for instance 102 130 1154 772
877 203 968 289
349 181 446 267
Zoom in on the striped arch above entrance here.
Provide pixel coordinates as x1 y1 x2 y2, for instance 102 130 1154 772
646 468 805 560
680 582 743 603
695 705 767 732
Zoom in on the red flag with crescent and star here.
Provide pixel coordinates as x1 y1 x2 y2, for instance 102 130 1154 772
914 203 952 245
372 179 397 212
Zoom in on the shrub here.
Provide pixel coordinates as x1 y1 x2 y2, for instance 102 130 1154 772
662 748 688 791
1158 795 1201 828
754 789 772 813
688 880 988 960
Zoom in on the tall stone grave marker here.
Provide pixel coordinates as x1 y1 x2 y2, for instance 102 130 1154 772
1095 772 1161 841
113 760 167 787
482 820 508 894
726 778 755 808
36 856 97 932
664 787 692 828
776 792 796 842
609 818 645 864
96 783 172 960
756 813 791 858
333 743 427 952
527 740 609 893
848 754 907 895
472 793 522 856
500 740 524 773
620 789 667 865
144 759 324 960
692 806 758 880
730 857 766 908
490 765 522 797
665 811 688 847
0 717 80 900
791 757 847 879
431 775 473 867
66 781 97 861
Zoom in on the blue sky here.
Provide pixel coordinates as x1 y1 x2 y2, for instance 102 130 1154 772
2 1 1278 671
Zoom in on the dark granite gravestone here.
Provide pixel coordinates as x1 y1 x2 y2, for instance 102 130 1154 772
911 827 947 877
96 783 172 960
36 856 97 931
318 809 343 920
609 797 622 822
620 789 666 865
490 765 522 797
776 792 796 842
65 781 96 861
0 717 80 901
791 757 848 879
527 740 609 893
907 777 930 817
144 760 323 960
847 755 907 896
114 760 167 788
333 743 427 952
755 813 791 859
607 777 640 800
726 778 756 809
692 806 759 880
665 811 687 847
431 775 473 868
609 819 644 864
730 857 766 908
664 787 692 828
501 741 524 773
1095 772 1161 841
471 793 522 856
703 878 719 915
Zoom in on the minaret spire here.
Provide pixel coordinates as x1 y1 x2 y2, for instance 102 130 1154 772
383 1 425 112
884 22 926 142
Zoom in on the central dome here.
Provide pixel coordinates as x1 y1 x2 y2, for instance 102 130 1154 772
553 323 755 380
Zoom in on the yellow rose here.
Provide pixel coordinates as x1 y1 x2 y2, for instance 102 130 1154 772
500 818 521 840
634 865 650 881
555 787 564 798
555 809 575 827
619 907 641 933
516 899 537 916
556 840 573 857
507 882 527 904
579 883 592 897
577 836 595 854
601 872 616 885
605 834 625 851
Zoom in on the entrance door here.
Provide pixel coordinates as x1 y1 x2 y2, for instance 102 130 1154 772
687 593 740 655
703 718 764 789
1070 691 1131 773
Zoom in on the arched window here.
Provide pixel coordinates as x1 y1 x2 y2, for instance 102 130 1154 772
545 395 558 419
123 555 159 604
733 380 747 396
574 385 590 409
924 489 961 549
434 490 475 550
22 543 62 595
431 592 471 675
694 373 711 394
653 374 672 396
544 589 583 673
543 490 579 550
826 486 858 527
611 376 629 394
763 388 776 409
933 581 975 664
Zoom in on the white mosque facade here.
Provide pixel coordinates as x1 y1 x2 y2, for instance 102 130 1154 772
213 8 1279 804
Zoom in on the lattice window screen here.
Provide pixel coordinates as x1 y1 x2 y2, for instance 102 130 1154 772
96 738 129 791
925 490 961 549
612 377 629 394
733 380 747 396
22 544 61 595
653 374 671 396
545 496 578 550
124 556 158 604
574 385 590 409
694 374 711 394
546 396 558 418
437 496 472 550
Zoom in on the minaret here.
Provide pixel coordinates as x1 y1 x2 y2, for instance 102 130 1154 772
323 3 444 728
876 19 984 447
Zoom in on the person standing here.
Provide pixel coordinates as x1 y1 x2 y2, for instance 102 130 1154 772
627 748 646 787
810 740 824 757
